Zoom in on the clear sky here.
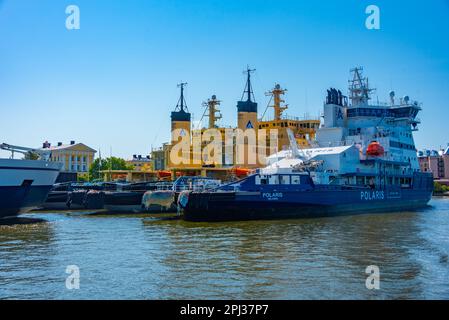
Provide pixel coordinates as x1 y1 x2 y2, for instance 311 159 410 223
1 0 448 159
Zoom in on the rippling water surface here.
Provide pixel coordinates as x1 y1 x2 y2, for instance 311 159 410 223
1 198 448 300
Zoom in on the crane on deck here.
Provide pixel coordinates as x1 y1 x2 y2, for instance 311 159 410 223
0 143 51 161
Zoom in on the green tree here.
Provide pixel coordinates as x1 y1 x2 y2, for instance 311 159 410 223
434 182 449 194
88 157 133 181
77 175 89 183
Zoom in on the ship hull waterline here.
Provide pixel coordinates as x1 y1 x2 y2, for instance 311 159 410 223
0 159 61 219
180 189 433 222
0 185 54 218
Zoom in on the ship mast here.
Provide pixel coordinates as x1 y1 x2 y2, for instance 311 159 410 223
203 95 222 129
265 84 288 120
241 66 256 102
348 67 375 106
175 82 189 112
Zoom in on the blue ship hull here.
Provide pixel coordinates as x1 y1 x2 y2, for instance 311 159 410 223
0 185 53 219
180 185 433 222
0 159 61 219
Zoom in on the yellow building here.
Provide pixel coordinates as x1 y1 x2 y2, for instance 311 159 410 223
42 140 96 179
126 155 153 171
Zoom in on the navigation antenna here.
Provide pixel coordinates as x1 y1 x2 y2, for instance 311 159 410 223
348 67 375 106
175 82 189 112
241 66 256 102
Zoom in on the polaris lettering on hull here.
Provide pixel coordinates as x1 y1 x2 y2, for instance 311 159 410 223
361 191 385 201
262 193 283 201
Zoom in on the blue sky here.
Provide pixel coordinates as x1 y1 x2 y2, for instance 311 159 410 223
0 0 448 158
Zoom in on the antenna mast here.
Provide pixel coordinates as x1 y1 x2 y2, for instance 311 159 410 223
348 67 375 106
175 82 189 112
203 95 222 129
241 66 256 102
265 84 288 120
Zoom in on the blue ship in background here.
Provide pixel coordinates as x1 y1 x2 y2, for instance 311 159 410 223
179 67 434 222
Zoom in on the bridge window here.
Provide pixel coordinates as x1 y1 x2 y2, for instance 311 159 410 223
356 176 365 186
269 175 279 185
291 176 301 185
255 176 268 185
281 175 290 185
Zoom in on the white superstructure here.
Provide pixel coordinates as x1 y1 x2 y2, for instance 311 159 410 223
261 67 423 188
0 159 61 187
317 67 421 171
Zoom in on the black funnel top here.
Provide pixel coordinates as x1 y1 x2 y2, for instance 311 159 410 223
237 67 258 113
171 110 191 122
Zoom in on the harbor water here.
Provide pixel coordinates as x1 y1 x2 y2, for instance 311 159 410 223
1 198 448 300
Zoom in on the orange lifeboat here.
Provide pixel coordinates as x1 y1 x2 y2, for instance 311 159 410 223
366 141 385 157
233 168 253 177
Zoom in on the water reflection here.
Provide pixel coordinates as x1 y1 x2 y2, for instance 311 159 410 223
0 220 56 299
141 206 443 299
0 199 448 299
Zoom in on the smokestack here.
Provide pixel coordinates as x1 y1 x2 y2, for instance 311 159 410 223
332 88 338 104
70 141 75 145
